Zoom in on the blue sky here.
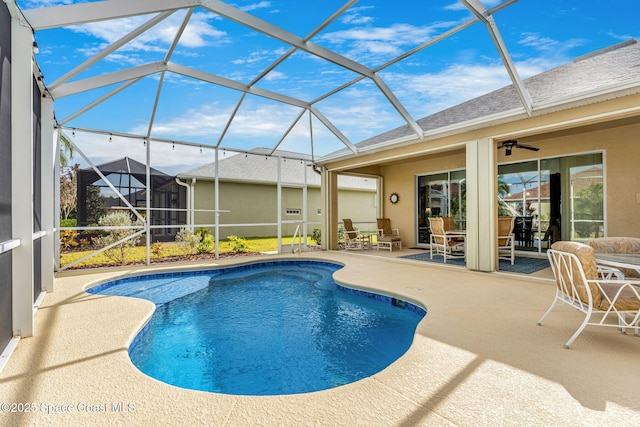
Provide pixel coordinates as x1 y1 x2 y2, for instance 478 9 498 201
19 0 640 172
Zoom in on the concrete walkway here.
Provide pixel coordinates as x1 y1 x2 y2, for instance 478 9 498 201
1 251 639 426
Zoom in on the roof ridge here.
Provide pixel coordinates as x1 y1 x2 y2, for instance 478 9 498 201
573 38 637 62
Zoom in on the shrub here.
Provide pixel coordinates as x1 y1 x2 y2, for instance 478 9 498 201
198 234 215 254
176 228 200 255
175 228 216 254
60 218 77 228
60 230 79 250
311 228 321 245
92 212 142 265
151 242 163 258
227 235 249 253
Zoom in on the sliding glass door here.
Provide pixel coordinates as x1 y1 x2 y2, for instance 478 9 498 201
416 170 466 245
498 152 603 253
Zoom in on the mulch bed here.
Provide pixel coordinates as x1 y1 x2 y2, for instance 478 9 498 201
60 251 262 270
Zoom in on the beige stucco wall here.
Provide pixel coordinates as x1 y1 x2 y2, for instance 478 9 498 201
379 151 466 247
325 94 640 247
192 181 376 238
362 120 640 246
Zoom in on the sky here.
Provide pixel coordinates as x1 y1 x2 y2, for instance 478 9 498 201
18 0 640 174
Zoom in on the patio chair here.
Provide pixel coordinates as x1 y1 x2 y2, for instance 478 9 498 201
586 237 640 278
342 219 369 251
428 217 464 263
537 241 640 349
376 218 402 251
497 216 515 265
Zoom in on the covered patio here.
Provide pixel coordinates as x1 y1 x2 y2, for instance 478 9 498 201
1 252 639 425
2 1 640 425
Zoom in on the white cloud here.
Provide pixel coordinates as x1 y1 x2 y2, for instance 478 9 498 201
318 21 458 62
231 47 288 66
340 6 376 25
239 1 272 12
68 11 228 61
519 33 560 51
517 33 586 66
264 70 286 81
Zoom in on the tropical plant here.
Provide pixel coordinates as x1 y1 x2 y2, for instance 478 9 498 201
59 132 74 167
60 230 79 250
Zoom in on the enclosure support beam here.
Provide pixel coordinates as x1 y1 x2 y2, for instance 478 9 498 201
40 94 55 292
465 138 497 271
11 19 35 337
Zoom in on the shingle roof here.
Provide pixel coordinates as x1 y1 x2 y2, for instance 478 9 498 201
335 39 640 154
178 148 376 190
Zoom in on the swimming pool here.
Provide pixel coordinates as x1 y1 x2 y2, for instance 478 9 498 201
88 260 425 395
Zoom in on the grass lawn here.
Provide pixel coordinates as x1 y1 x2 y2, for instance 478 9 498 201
61 236 317 268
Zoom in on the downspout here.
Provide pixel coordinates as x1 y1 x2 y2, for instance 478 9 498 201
175 178 190 227
190 178 196 227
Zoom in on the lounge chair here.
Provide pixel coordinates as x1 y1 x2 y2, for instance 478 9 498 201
342 219 370 250
428 217 464 263
376 218 402 251
537 241 640 348
497 216 515 265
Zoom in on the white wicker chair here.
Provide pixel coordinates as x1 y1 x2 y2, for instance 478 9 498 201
428 217 464 263
342 219 368 251
538 241 640 349
497 216 515 265
376 218 402 252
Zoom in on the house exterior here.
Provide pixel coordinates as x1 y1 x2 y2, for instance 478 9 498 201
319 40 640 271
177 148 378 238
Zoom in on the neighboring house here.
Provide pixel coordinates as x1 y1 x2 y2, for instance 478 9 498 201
319 40 640 271
177 148 377 238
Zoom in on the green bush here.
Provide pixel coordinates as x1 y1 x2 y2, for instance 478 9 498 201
311 228 321 245
60 218 77 228
198 234 215 254
227 235 249 253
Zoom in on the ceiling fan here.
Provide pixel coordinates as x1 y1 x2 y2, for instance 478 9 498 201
498 140 539 156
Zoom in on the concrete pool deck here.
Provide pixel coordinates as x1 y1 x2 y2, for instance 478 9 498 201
1 250 640 426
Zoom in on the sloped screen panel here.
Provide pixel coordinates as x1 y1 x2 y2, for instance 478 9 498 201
0 1 13 351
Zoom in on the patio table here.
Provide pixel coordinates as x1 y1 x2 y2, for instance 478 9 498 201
595 253 640 277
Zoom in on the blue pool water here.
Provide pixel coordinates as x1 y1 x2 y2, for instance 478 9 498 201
88 260 425 395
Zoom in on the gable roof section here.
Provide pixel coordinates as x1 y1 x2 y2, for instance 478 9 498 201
324 39 640 158
78 156 173 188
178 148 376 191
